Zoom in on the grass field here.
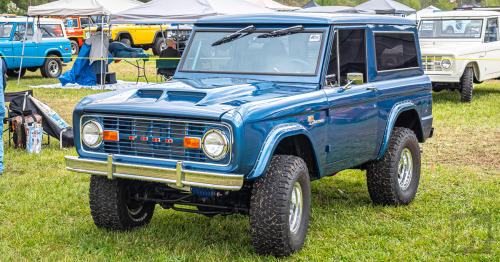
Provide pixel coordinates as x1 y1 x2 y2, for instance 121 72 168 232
0 58 498 261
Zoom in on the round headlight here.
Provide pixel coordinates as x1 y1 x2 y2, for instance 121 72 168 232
82 120 103 148
202 129 228 160
441 59 451 69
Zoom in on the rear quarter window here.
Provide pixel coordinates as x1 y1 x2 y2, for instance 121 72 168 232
374 32 419 72
40 24 64 38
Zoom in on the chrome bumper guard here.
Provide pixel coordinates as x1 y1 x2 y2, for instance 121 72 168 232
65 155 244 190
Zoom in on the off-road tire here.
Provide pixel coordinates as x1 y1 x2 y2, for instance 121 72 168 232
460 67 474 103
120 37 131 47
366 127 421 206
70 40 79 55
89 175 155 231
249 155 311 257
6 68 26 78
40 54 62 78
153 38 166 56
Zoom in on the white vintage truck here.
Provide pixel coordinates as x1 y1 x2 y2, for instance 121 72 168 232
418 11 500 102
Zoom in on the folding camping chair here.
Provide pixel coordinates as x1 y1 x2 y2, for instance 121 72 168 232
156 59 180 82
3 90 49 147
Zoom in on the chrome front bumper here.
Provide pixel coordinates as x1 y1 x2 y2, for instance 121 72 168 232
65 155 244 190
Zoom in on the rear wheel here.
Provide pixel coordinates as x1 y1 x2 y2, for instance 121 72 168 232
366 127 421 206
70 40 79 55
120 37 131 47
6 68 26 78
89 175 155 230
460 67 474 103
40 54 62 78
250 155 311 257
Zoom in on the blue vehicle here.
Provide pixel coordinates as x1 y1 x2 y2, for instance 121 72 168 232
65 13 433 256
0 17 71 78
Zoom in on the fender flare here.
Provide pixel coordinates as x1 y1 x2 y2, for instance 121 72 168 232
152 30 166 43
376 100 422 159
114 32 133 44
247 123 321 180
44 49 63 59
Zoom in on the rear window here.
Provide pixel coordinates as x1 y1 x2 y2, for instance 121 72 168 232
39 24 64 38
374 32 419 72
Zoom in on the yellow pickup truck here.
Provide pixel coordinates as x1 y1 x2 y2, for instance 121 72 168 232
84 24 193 55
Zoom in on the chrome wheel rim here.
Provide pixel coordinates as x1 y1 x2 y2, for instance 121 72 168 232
48 60 59 75
289 182 303 234
71 43 77 55
398 148 413 190
160 42 167 51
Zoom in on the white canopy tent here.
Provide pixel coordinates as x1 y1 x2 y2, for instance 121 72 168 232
27 0 143 16
26 0 143 87
110 0 273 24
406 6 440 21
245 0 299 11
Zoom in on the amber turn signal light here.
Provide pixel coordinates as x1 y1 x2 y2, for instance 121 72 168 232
184 137 200 149
103 130 119 141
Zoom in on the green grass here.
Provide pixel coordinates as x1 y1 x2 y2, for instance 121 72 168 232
0 61 498 261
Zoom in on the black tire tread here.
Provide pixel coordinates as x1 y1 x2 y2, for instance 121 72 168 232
89 175 154 231
249 155 311 257
461 67 474 103
366 127 420 206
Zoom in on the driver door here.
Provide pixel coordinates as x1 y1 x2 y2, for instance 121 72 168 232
323 28 379 174
12 22 38 68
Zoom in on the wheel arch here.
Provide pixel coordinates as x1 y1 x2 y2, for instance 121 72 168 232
466 61 481 82
246 123 322 180
45 50 62 59
377 102 424 159
115 31 134 45
152 30 166 43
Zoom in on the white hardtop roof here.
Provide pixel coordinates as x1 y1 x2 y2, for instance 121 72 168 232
420 10 500 19
0 17 64 24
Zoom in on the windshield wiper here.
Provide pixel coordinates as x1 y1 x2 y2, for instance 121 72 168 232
211 25 255 46
258 25 304 39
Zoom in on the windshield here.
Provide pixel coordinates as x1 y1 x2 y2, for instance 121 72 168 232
419 19 484 38
180 30 324 75
0 23 13 38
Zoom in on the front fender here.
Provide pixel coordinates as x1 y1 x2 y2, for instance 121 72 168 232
246 123 320 180
377 101 422 159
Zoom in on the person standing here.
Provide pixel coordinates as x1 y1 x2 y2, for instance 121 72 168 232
85 26 109 84
0 59 5 175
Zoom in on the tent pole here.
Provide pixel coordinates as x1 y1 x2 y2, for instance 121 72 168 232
160 24 166 49
100 16 104 90
18 16 30 86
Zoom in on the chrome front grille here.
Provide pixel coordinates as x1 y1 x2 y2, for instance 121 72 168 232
422 56 443 72
98 116 228 164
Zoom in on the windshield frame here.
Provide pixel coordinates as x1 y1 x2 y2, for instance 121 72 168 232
418 18 485 39
178 28 327 77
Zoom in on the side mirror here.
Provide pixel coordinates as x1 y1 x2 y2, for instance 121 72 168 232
343 72 364 90
347 73 364 85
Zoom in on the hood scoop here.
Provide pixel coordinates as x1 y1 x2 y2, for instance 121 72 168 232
166 91 206 103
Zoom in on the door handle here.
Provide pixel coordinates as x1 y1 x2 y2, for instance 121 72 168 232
367 86 378 91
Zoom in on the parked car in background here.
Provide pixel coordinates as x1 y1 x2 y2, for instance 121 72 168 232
419 11 500 102
61 16 93 55
66 13 433 256
83 23 192 55
0 17 71 78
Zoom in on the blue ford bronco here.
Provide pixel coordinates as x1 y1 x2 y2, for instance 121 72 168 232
66 13 433 256
0 17 71 78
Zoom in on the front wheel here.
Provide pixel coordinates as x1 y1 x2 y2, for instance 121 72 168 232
249 155 311 257
40 54 62 78
153 38 167 56
366 127 421 206
89 175 155 230
460 67 474 103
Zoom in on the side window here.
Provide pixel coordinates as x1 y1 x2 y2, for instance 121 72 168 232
0 24 13 38
327 28 366 85
374 32 419 72
64 18 78 28
484 18 498 43
39 24 64 38
14 23 34 41
80 18 90 28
